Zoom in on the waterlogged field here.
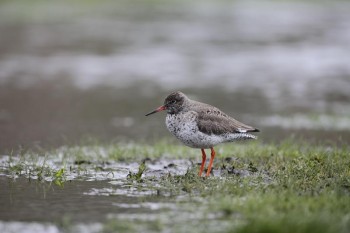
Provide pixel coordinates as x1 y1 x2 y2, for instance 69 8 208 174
1 140 349 233
1 0 350 232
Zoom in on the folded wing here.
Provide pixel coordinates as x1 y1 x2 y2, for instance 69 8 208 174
196 109 259 135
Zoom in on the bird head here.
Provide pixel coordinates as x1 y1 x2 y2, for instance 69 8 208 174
145 91 186 116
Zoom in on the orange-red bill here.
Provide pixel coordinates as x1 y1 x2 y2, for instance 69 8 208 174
145 105 166 116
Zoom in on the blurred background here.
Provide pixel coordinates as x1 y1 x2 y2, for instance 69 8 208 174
0 0 350 153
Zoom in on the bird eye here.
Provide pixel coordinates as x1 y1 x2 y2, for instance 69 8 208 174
171 100 177 104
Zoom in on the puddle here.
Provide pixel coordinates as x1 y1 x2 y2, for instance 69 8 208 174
0 221 102 233
84 186 156 197
0 175 185 224
0 221 62 233
112 202 177 211
0 171 237 233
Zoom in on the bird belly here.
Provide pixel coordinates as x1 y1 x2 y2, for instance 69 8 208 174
165 114 224 149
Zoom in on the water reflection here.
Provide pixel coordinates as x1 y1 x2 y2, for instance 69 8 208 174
0 176 160 223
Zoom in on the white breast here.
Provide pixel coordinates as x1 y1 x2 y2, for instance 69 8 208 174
165 112 197 140
165 111 225 149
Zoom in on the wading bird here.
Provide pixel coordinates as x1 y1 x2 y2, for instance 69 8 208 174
145 91 259 177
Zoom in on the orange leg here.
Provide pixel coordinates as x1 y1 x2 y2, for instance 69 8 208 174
199 149 206 177
206 147 216 177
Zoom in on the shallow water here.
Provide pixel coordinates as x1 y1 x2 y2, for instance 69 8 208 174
0 176 182 233
0 142 267 232
0 0 350 152
0 162 233 233
0 177 118 223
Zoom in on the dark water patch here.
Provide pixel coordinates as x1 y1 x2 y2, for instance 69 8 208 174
1 0 350 152
1 83 349 154
0 176 171 223
1 177 111 223
0 83 267 153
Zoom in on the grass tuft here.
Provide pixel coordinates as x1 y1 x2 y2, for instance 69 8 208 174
127 161 146 182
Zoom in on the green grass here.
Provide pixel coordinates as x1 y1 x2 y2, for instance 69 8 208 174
1 139 350 233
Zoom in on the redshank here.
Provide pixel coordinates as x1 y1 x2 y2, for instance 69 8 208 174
145 91 259 177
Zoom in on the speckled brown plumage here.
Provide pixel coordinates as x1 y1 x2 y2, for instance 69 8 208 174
145 91 260 177
194 102 258 135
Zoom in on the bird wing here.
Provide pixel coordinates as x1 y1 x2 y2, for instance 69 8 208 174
196 108 259 135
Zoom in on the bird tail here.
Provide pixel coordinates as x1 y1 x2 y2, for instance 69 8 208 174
228 133 257 141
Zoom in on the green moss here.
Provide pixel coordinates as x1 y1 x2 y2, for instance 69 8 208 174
127 161 146 182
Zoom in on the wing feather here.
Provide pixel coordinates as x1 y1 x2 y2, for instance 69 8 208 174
196 108 259 135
